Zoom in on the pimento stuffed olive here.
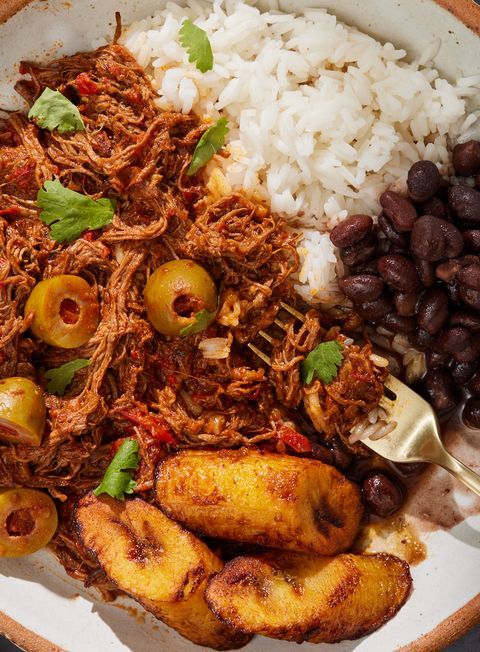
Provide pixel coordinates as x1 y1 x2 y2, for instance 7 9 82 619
25 275 99 349
0 377 46 447
144 260 217 337
0 488 58 557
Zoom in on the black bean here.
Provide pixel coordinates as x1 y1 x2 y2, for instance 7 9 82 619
426 350 450 369
339 274 384 303
362 472 404 518
436 259 462 283
377 254 420 291
421 197 448 220
329 437 354 470
409 328 434 351
410 215 446 261
450 360 479 384
452 140 480 177
417 287 450 335
415 258 436 286
458 263 480 290
309 441 334 465
449 310 480 333
460 255 480 266
381 313 416 333
459 285 480 311
377 213 408 248
330 214 373 248
451 336 480 363
438 220 464 258
339 232 377 267
394 290 419 317
356 295 393 321
448 185 480 224
463 230 480 253
468 371 480 397
423 369 458 413
407 160 442 202
462 397 480 429
380 191 417 232
436 326 471 354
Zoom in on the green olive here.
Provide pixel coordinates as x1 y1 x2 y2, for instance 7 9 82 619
25 275 100 349
144 259 217 337
0 377 46 447
0 488 58 557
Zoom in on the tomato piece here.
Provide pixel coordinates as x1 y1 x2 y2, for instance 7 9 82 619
277 426 312 453
119 410 175 444
75 72 98 96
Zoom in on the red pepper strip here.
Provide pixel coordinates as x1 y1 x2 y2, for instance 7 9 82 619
119 410 175 444
277 426 312 453
75 72 99 96
0 207 20 217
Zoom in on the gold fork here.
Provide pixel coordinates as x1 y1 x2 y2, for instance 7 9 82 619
248 303 480 497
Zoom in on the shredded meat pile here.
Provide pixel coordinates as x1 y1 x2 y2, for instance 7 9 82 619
0 44 386 598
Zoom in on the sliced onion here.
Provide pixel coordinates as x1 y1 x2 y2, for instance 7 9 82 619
303 390 327 433
199 336 232 360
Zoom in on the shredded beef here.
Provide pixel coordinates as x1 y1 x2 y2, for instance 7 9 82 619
0 44 385 597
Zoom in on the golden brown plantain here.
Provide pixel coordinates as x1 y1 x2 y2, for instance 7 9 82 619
205 552 412 643
74 493 250 650
155 448 363 555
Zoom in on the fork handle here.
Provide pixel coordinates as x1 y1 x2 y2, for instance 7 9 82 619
435 449 480 497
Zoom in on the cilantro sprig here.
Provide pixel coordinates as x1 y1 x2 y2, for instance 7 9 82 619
301 340 344 385
93 439 140 501
179 19 213 73
37 179 115 243
179 307 217 337
187 118 229 176
45 358 91 396
28 88 85 133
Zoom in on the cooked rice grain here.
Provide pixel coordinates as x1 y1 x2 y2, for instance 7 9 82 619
122 1 480 302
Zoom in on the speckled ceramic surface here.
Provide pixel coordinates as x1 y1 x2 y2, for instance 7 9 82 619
0 1 479 651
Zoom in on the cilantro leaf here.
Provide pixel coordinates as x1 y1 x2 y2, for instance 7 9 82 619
37 179 115 242
179 308 217 337
28 88 85 133
45 358 91 396
187 118 229 176
301 340 344 385
93 439 140 501
179 19 213 73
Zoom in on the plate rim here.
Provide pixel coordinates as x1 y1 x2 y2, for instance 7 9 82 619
0 0 479 650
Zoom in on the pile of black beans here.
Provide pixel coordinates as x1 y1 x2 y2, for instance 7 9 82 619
330 139 480 429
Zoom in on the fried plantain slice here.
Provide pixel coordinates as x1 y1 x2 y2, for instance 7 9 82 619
155 448 363 555
205 551 412 643
74 492 250 650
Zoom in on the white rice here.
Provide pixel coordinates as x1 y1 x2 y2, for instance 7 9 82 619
119 0 480 302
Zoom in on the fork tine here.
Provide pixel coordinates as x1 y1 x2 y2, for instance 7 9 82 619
258 329 274 344
247 342 271 366
274 318 287 331
280 301 306 322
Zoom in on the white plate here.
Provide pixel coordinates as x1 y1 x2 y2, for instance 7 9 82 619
0 1 479 651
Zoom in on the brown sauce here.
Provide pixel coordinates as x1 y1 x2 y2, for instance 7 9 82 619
353 516 426 566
